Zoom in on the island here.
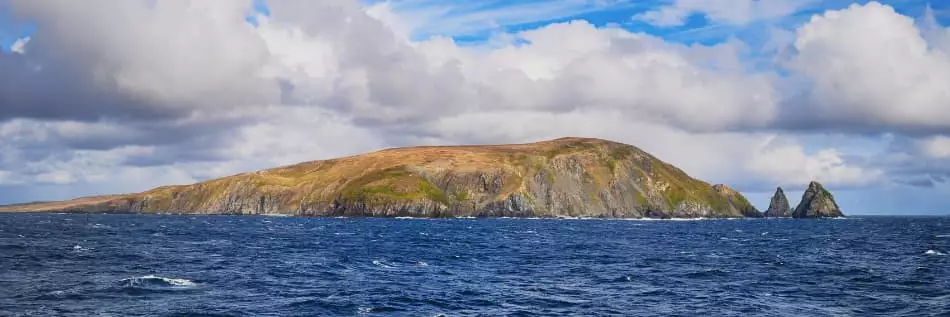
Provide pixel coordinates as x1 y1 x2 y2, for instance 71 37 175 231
0 137 844 219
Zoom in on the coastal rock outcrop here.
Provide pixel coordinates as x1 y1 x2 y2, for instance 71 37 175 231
712 184 761 218
763 187 792 217
0 137 762 219
792 181 844 218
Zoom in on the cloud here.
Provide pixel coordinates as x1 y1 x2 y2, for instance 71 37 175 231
9 36 28 54
0 0 946 209
633 0 815 27
916 135 950 159
783 2 950 134
745 138 885 188
6 0 280 120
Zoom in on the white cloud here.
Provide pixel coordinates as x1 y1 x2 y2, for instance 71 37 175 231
0 0 939 205
10 37 30 54
787 2 950 131
634 0 814 27
916 135 950 159
230 106 385 167
747 138 885 188
9 0 280 112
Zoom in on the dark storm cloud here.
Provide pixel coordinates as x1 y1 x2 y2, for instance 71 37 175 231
0 54 185 123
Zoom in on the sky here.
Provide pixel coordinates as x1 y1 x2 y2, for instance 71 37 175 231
1 0 950 215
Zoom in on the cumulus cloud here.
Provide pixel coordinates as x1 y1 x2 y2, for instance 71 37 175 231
1 0 948 206
746 139 885 188
6 0 279 119
784 2 950 133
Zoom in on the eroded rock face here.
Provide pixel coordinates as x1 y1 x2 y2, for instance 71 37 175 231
0 137 762 219
713 184 761 218
763 187 792 218
792 181 844 218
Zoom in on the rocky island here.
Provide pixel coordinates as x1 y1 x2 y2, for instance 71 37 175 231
0 137 844 219
763 187 792 218
0 138 757 218
792 181 845 218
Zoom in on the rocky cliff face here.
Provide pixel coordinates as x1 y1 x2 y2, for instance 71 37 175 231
763 187 792 217
792 181 844 218
0 137 762 219
712 184 761 218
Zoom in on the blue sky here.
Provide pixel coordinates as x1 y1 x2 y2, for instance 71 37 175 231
2 0 946 52
368 0 949 45
3 1 950 215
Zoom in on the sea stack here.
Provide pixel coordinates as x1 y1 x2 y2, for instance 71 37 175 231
763 187 791 217
792 181 844 218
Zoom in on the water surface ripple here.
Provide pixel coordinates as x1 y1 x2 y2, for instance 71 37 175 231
1 214 948 316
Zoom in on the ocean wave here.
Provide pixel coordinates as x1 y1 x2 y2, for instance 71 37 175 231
372 260 396 268
118 275 197 289
358 306 403 314
924 249 947 256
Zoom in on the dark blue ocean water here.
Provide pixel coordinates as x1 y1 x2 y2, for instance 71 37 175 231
1 214 948 316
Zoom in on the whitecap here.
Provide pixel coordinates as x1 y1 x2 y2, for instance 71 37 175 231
936 234 950 238
358 307 382 314
372 260 395 268
924 250 947 256
120 275 197 288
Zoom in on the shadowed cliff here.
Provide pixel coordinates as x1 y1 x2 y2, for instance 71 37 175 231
0 137 762 218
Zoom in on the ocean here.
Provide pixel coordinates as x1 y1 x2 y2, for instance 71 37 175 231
1 213 948 316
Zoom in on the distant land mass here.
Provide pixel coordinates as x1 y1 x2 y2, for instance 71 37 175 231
0 137 842 219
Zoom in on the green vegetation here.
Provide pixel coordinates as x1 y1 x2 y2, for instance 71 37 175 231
543 140 599 159
418 179 449 205
820 186 834 199
608 145 634 161
453 190 469 202
634 190 648 206
339 168 449 205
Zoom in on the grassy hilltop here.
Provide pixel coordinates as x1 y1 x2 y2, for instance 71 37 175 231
0 137 760 218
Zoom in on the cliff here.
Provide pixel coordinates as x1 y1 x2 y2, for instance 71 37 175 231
763 187 792 217
0 137 761 218
792 181 844 218
712 184 761 218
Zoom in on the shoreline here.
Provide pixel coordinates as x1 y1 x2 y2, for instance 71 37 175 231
0 211 854 220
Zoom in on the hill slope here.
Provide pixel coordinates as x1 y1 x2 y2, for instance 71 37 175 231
0 137 761 218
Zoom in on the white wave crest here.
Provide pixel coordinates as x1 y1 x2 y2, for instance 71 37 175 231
925 250 947 256
121 275 197 288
